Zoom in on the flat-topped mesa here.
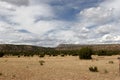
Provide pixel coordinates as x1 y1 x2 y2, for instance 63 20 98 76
56 44 120 51
0 44 44 52
1 44 120 52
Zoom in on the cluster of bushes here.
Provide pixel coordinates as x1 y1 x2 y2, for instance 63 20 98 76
0 72 2 76
79 47 93 59
0 48 79 58
0 52 4 57
95 50 119 56
0 46 120 59
89 66 98 72
108 61 114 64
39 60 45 66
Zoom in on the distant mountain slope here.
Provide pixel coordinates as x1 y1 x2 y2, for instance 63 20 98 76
0 44 45 53
56 44 120 51
1 44 120 53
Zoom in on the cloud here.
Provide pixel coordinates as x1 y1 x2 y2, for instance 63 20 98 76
95 24 117 35
79 7 113 25
0 21 36 45
74 0 120 44
0 0 29 6
0 0 120 47
0 0 70 46
100 34 120 43
10 4 55 34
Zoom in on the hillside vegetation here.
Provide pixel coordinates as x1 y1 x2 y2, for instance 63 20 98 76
56 44 120 51
0 44 120 57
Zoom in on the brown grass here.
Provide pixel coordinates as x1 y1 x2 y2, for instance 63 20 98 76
0 55 120 80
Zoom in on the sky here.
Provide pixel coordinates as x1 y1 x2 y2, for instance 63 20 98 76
0 0 120 47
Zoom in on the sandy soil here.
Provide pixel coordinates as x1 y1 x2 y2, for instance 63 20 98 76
0 55 120 80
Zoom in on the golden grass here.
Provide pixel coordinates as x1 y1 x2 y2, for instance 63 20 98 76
0 55 120 80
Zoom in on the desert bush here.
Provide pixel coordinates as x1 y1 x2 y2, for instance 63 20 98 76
108 61 114 64
89 66 98 72
0 73 2 76
71 53 78 56
18 55 20 58
26 66 29 68
60 54 65 57
0 52 4 57
12 74 16 78
5 60 8 62
39 60 45 66
96 50 113 56
52 54 58 57
104 69 108 73
97 50 107 56
79 47 93 59
39 53 45 58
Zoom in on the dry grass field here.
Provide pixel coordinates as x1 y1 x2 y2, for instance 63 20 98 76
0 55 120 80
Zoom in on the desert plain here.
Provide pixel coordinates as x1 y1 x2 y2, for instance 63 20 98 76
0 55 120 80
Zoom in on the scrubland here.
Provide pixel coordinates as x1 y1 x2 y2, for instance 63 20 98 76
0 55 120 80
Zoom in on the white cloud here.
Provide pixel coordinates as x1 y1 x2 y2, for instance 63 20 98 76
1 0 120 47
10 3 55 34
0 1 16 16
74 0 120 44
0 0 70 46
100 34 120 43
79 7 113 25
0 0 29 6
0 21 36 44
95 24 116 34
100 0 120 13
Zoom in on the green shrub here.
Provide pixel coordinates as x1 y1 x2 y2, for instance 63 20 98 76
97 50 113 56
60 54 65 57
0 52 4 57
52 54 58 57
5 60 8 62
89 66 98 72
108 61 114 64
0 73 2 76
39 60 45 66
12 74 16 78
79 47 93 59
104 69 108 73
26 66 29 68
39 53 45 58
18 55 20 58
71 53 78 56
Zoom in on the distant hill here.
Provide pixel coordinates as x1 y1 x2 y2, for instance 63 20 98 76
56 44 120 51
0 44 46 53
1 44 120 55
0 44 120 56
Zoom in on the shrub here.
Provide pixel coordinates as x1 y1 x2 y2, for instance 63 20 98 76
79 47 93 59
89 66 98 72
39 60 45 66
39 53 45 58
0 73 2 76
71 53 78 56
52 54 58 57
97 50 113 56
12 74 16 78
0 52 4 57
61 54 65 57
104 69 108 73
108 61 114 64
18 55 20 58
5 60 8 62
97 50 107 56
26 66 29 68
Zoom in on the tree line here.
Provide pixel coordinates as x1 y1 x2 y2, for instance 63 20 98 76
0 46 120 59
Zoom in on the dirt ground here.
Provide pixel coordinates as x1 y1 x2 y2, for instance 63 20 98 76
0 55 120 80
